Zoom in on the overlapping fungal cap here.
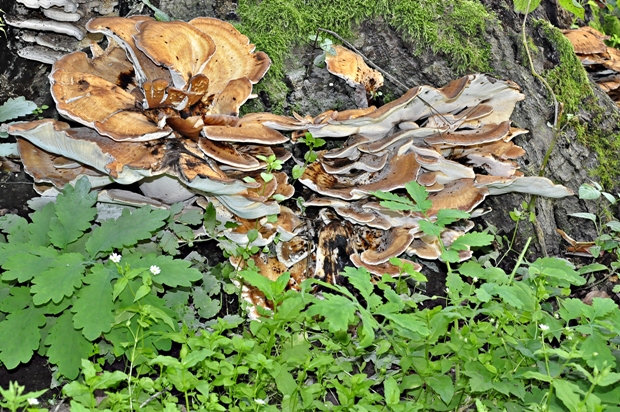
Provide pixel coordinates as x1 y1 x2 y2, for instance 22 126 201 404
281 73 573 275
8 16 292 220
562 26 620 105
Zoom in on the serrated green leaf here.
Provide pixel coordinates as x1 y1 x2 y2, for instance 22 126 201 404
405 181 432 211
1 215 30 244
85 206 169 258
72 266 115 341
177 210 203 225
2 246 58 283
381 312 429 336
441 249 461 263
158 230 179 255
192 288 220 319
451 232 494 250
0 286 31 313
513 0 541 13
0 96 37 122
28 202 56 247
371 190 414 205
435 209 470 226
305 293 357 333
377 200 420 211
419 220 442 237
341 266 373 302
31 253 86 305
45 312 93 379
127 254 202 288
0 307 46 369
49 177 97 249
496 285 524 309
203 201 218 235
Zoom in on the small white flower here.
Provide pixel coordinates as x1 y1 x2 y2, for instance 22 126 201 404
539 324 550 332
328 82 334 87
567 335 573 340
554 312 560 319
593 352 598 356
255 399 266 405
445 288 450 294
473 277 479 283
109 253 121 263
27 398 39 406
150 265 161 275
490 318 496 324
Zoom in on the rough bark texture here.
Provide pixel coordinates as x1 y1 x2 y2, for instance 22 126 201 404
0 0 615 257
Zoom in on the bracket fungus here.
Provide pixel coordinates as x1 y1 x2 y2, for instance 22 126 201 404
562 26 620 105
8 16 292 222
262 72 573 281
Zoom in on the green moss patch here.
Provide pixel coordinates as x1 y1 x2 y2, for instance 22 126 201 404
537 21 620 189
236 0 491 112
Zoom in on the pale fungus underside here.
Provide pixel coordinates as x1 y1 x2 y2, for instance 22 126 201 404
6 16 573 318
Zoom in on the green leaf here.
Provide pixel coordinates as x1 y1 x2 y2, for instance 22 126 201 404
435 209 470 227
450 232 494 250
292 165 306 179
582 333 615 370
578 263 608 275
134 284 151 302
568 212 597 222
177 209 203 225
597 372 620 387
376 200 420 211
0 307 46 369
381 312 429 336
605 221 620 232
31 253 86 305
496 285 524 309
305 292 357 333
341 266 373 301
0 286 31 313
513 0 541 13
405 181 432 212
371 190 413 205
557 0 585 19
45 312 93 379
0 96 37 122
72 266 115 340
261 172 274 182
203 202 218 235
1 215 30 244
49 177 97 249
553 379 583 412
419 220 442 237
2 246 58 283
85 206 169 258
384 377 400 406
272 363 297 397
578 183 601 200
28 202 56 247
426 375 454 405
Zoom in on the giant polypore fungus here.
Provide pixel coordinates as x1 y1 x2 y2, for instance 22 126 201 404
8 16 293 223
562 26 620 105
265 72 573 279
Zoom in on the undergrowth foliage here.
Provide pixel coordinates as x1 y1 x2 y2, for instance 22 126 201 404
1 178 619 411
0 177 204 379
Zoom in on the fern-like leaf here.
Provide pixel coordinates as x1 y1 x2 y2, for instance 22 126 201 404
85 207 169 259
